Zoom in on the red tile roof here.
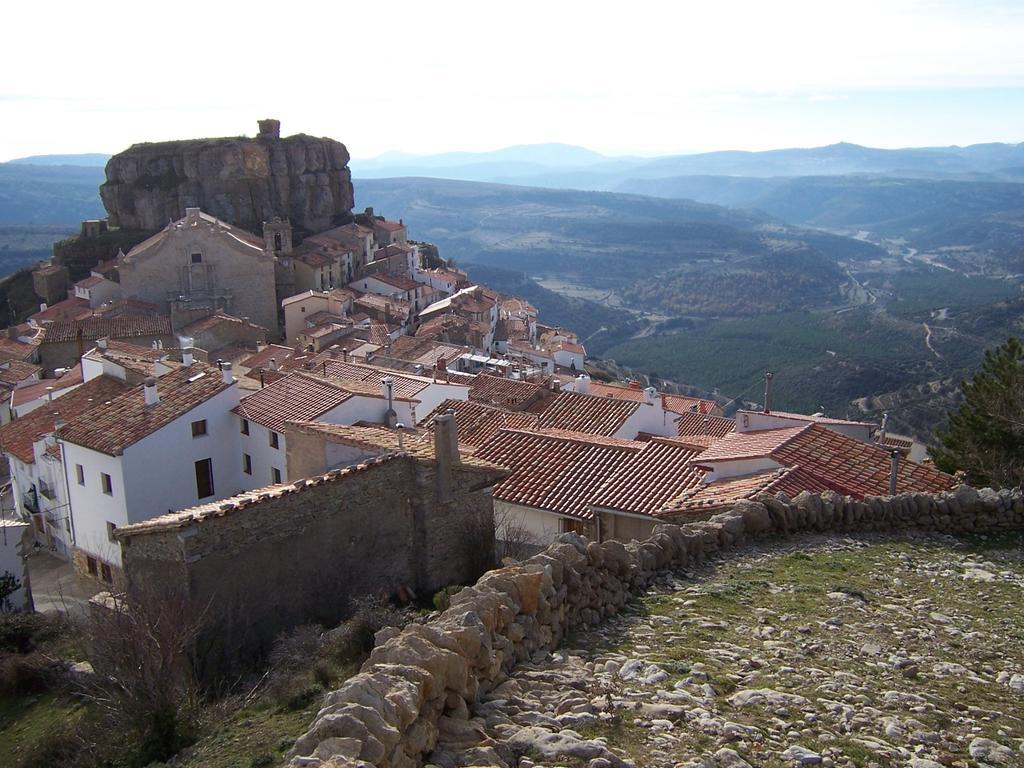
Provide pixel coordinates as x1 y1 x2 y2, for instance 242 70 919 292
676 410 736 439
590 437 704 515
10 365 84 409
234 372 353 432
182 312 267 336
30 297 92 324
0 375 130 464
537 390 640 436
474 429 644 519
770 423 955 497
42 316 172 344
368 273 420 292
690 426 808 463
658 465 835 518
586 381 718 415
0 337 38 363
319 359 434 400
469 374 544 410
424 398 539 449
373 219 406 232
59 365 232 456
0 360 40 387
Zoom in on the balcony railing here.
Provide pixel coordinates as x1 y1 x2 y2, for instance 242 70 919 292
22 487 39 515
39 478 56 501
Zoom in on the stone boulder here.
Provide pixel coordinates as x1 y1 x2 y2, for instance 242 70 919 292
100 122 354 237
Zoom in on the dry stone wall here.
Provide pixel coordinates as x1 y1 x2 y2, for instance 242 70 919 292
286 484 1023 768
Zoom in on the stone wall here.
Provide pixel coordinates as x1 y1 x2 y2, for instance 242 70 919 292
118 453 500 681
285 484 1023 767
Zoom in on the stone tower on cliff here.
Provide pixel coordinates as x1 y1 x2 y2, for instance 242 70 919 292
99 120 355 239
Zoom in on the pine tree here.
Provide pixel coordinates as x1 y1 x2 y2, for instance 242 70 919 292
931 336 1024 488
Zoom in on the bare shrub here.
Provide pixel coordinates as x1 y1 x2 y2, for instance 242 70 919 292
494 505 542 562
77 585 207 764
323 597 413 664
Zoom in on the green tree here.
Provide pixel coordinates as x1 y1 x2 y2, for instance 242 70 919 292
931 336 1024 488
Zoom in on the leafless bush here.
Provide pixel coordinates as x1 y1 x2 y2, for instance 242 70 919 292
77 585 207 764
495 506 542 562
322 596 414 664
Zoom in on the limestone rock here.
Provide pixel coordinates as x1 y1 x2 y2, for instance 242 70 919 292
100 122 354 237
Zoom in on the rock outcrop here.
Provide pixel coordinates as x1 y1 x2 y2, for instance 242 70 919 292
99 120 354 237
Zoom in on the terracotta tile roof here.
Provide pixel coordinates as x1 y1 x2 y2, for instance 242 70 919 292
83 341 180 378
501 297 537 315
10 365 84 409
676 410 735 439
182 312 268 336
124 210 264 260
474 429 644 519
590 437 704 516
92 298 162 318
385 336 471 367
234 372 354 432
586 381 718 415
293 246 337 268
30 297 92 324
690 426 808 463
657 465 834 518
373 219 405 232
880 434 914 452
240 345 296 374
42 316 172 345
663 394 719 415
554 340 585 355
285 420 423 453
536 390 640 436
59 365 231 456
770 423 955 497
369 273 420 292
0 360 40 387
424 398 539 449
469 374 543 410
0 337 38 362
0 375 130 464
319 359 435 400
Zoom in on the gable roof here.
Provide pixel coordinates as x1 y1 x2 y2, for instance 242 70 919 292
42 316 172 345
10 365 85 410
469 374 544 411
59 365 231 456
690 425 808 463
536 390 640 436
234 372 354 432
424 398 540 449
0 375 130 464
474 429 644 519
590 436 704 516
676 410 735 439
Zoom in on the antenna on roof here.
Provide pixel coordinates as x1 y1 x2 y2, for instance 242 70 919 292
763 371 774 414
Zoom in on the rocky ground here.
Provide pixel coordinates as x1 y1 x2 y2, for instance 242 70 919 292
429 532 1024 768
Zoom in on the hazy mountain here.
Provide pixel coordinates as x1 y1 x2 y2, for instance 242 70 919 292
0 162 106 224
352 140 1024 187
7 153 111 167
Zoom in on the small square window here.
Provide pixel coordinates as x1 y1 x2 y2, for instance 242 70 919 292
269 431 279 449
240 418 249 435
100 563 113 583
86 556 98 577
191 252 202 264
243 453 252 475
191 419 207 437
271 467 282 484
106 521 117 542
75 464 85 485
100 473 112 495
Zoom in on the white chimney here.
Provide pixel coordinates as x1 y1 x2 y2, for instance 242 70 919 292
575 373 591 395
182 347 194 366
97 337 108 350
221 362 234 384
643 386 657 405
269 357 278 372
143 377 159 406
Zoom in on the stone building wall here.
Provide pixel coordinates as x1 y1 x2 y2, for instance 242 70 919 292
118 453 500 680
285 484 1024 768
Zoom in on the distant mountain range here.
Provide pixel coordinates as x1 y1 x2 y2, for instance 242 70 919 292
6 153 111 167
351 141 1024 185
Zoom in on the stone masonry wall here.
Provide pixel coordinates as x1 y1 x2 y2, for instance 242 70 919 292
120 454 498 681
285 484 1023 768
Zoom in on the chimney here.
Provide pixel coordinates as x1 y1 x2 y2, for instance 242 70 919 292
7 326 19 340
182 347 194 366
879 411 889 442
643 386 657 405
143 377 158 406
269 357 278 372
221 362 234 384
575 373 591 395
39 303 48 312
382 376 397 427
45 386 54 402
97 337 108 350
433 409 459 500
889 450 900 495
763 370 774 414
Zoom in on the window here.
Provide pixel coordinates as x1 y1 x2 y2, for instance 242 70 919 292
240 418 249 435
274 232 282 252
194 458 214 499
100 473 112 495
191 419 207 437
75 464 85 485
100 563 113 583
243 453 252 475
191 252 202 264
106 521 117 542
86 556 98 577
271 467 282 484
269 431 279 449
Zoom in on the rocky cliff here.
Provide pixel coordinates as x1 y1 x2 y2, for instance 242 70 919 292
99 120 354 238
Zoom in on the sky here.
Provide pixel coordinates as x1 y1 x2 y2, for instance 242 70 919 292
2 0 1023 161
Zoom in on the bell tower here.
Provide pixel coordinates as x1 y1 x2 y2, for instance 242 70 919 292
263 217 293 256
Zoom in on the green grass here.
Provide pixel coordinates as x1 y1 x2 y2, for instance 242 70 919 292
0 692 87 766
